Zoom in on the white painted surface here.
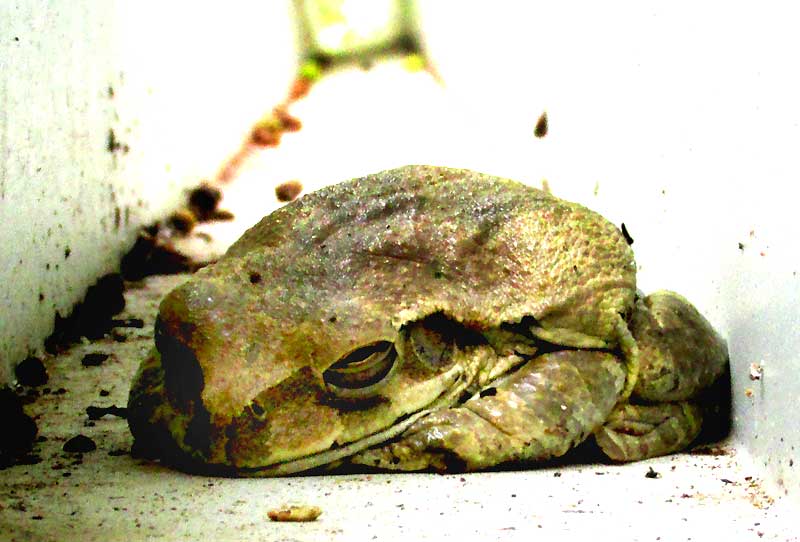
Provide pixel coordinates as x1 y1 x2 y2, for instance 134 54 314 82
0 1 296 382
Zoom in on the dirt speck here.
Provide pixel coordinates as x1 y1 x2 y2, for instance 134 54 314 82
63 435 97 454
276 180 304 202
188 183 222 221
534 112 548 138
621 223 634 245
86 405 128 420
267 505 322 522
81 352 110 367
167 209 198 235
44 274 125 353
15 357 49 387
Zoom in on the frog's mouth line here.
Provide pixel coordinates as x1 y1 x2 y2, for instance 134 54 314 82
237 409 433 476
236 363 469 476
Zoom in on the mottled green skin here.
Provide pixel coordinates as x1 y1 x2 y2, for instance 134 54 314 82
127 165 729 475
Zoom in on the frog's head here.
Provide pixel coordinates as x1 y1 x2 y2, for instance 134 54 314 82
128 166 636 475
128 254 495 475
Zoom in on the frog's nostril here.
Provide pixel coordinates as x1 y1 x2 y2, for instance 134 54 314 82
155 317 205 409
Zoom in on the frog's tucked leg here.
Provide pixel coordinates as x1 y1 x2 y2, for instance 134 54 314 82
595 291 729 461
350 349 626 472
595 402 702 461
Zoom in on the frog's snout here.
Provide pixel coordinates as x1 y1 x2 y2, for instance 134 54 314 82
154 316 206 409
153 277 235 406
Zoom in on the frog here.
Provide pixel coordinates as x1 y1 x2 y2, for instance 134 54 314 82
127 165 729 476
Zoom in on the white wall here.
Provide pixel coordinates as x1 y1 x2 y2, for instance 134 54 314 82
0 1 295 382
419 1 800 500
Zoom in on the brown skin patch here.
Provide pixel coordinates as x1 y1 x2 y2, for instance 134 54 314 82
224 367 340 468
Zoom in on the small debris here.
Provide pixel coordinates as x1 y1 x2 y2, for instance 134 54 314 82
167 209 198 235
267 505 322 522
273 106 302 132
534 111 549 138
86 405 128 420
721 478 735 485
44 274 125 352
63 435 97 454
738 242 745 251
645 467 661 479
744 388 754 398
620 223 634 245
81 353 110 367
184 183 234 223
120 232 195 281
691 445 730 456
276 180 304 202
251 104 304 147
107 128 130 154
479 387 498 398
188 183 223 221
288 76 314 101
15 356 48 387
209 209 235 221
251 119 283 147
749 362 763 381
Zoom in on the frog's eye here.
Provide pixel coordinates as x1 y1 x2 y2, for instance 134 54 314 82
323 341 397 397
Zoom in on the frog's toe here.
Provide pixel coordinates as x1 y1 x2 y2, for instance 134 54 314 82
595 401 702 461
631 291 728 402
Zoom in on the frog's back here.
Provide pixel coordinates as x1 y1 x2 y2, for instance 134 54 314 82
219 165 636 342
226 165 543 257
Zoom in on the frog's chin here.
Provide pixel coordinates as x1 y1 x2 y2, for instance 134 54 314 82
234 409 434 477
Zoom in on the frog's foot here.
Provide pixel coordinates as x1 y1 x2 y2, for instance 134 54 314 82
595 402 702 461
594 291 730 462
630 290 728 402
351 349 626 472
